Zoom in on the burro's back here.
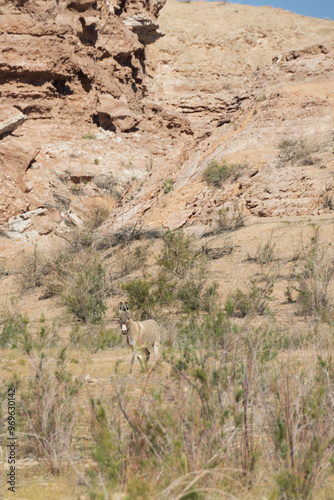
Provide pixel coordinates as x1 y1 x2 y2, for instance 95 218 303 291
138 319 160 346
118 302 160 373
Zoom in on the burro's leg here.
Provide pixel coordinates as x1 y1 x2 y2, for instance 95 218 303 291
143 347 150 364
136 350 145 370
153 340 160 365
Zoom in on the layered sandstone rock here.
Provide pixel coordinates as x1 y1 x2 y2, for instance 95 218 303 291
103 40 334 233
0 0 166 229
1 0 334 250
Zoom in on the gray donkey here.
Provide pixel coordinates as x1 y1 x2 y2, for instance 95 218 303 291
118 302 160 373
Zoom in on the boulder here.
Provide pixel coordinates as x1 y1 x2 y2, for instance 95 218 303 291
97 94 141 132
0 106 27 138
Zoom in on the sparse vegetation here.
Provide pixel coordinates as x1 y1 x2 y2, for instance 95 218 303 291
20 321 83 474
203 160 245 187
86 204 110 230
248 233 277 264
81 133 95 140
4 186 334 499
70 325 122 352
162 178 174 194
87 314 334 499
215 200 245 232
118 244 149 277
225 274 276 317
0 314 28 348
96 224 163 251
277 136 321 167
62 258 107 323
93 173 121 199
293 227 334 319
70 185 84 195
256 92 267 102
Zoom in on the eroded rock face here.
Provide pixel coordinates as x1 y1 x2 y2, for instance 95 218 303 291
0 0 165 229
102 41 334 233
1 0 334 252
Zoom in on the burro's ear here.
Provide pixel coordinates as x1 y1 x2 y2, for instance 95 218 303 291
125 302 130 312
118 302 123 312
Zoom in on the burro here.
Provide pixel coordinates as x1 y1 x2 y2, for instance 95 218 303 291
118 302 160 373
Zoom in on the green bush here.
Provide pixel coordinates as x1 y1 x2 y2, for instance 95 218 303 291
202 160 245 188
162 179 174 194
256 92 267 102
0 315 28 348
62 260 107 323
215 201 245 232
122 273 175 319
157 230 200 278
294 227 334 318
225 276 275 317
177 280 203 312
20 322 82 474
177 280 220 314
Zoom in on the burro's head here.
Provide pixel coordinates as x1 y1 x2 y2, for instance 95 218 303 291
118 302 130 335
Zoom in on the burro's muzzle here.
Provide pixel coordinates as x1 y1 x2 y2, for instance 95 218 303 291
121 324 127 334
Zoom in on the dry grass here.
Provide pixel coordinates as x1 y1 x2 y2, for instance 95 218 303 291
2 224 334 498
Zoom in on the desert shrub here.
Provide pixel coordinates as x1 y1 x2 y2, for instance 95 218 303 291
0 314 28 349
177 280 220 314
225 288 252 318
248 235 277 265
277 136 321 168
18 245 53 292
122 273 175 319
203 160 245 187
322 192 334 210
162 179 174 194
96 224 162 251
202 282 220 313
293 227 334 318
20 322 82 474
267 355 334 499
85 313 334 499
175 310 230 350
90 399 127 491
86 205 110 231
122 230 215 317
177 279 203 312
256 92 267 102
215 200 245 232
225 275 275 317
157 230 203 279
93 174 121 199
62 259 107 323
82 133 95 140
118 244 149 277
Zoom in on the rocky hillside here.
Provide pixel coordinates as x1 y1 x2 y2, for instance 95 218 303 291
0 0 168 232
104 1 334 234
0 0 334 256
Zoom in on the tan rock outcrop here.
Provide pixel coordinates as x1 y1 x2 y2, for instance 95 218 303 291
97 94 141 131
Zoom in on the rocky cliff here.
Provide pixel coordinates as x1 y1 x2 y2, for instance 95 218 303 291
0 0 167 231
0 0 334 253
103 2 334 233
